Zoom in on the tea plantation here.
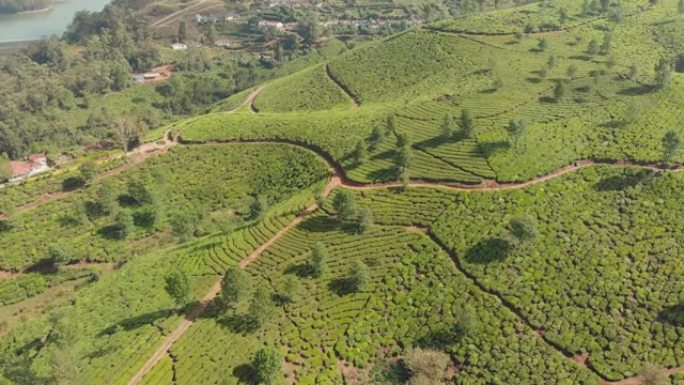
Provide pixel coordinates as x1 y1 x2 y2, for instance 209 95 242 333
2 0 684 384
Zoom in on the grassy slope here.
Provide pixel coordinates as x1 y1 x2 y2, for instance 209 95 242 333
181 0 684 184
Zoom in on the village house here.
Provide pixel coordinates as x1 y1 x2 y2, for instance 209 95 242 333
9 153 49 182
258 20 284 30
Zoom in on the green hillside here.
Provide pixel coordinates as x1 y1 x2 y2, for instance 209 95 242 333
2 0 684 384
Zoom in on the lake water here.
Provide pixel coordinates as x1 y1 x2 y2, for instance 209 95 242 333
0 0 111 43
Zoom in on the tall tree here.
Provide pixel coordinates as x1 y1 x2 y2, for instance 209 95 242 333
553 81 566 102
78 161 97 183
111 210 134 239
248 285 275 328
253 347 282 385
352 139 367 165
396 144 413 171
165 270 191 306
662 130 681 165
506 119 527 149
654 58 672 89
0 154 11 181
332 190 357 222
386 115 396 135
177 20 187 42
509 216 538 244
347 260 370 292
441 114 454 139
356 206 373 234
114 117 142 152
369 126 385 151
220 266 252 310
310 242 328 278
249 195 268 220
459 109 474 138
280 275 300 304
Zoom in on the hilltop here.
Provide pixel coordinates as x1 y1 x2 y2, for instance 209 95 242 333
0 1 684 385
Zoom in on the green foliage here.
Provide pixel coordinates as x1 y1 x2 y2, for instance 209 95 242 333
459 109 474 139
662 130 681 164
221 267 252 310
309 242 328 278
440 114 454 139
332 190 357 222
0 144 329 270
654 58 672 89
352 140 367 166
347 260 370 292
369 125 386 151
432 167 684 378
253 65 349 113
110 210 134 240
248 286 275 328
508 215 538 243
78 161 97 183
356 206 373 234
253 347 282 385
280 275 300 304
165 270 191 306
250 195 268 220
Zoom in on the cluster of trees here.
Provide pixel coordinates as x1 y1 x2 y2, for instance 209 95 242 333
332 190 373 234
0 0 47 13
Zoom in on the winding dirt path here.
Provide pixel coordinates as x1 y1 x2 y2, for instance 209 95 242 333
181 138 683 192
126 175 340 385
127 139 684 385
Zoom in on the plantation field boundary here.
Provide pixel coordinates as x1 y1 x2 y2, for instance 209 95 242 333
124 137 684 385
324 63 360 108
9 134 684 226
179 138 684 191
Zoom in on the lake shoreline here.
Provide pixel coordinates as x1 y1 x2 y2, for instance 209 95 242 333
15 7 53 15
0 0 108 44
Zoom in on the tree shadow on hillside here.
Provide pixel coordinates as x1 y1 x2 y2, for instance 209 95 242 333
465 238 511 264
299 216 341 233
417 136 449 149
659 303 684 327
233 363 258 385
618 85 656 96
478 141 510 157
370 149 397 161
418 324 465 349
284 263 311 278
97 308 177 336
569 55 592 61
218 313 259 334
23 258 59 275
328 277 355 296
539 96 558 104
367 167 400 182
593 171 654 192
0 219 12 233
